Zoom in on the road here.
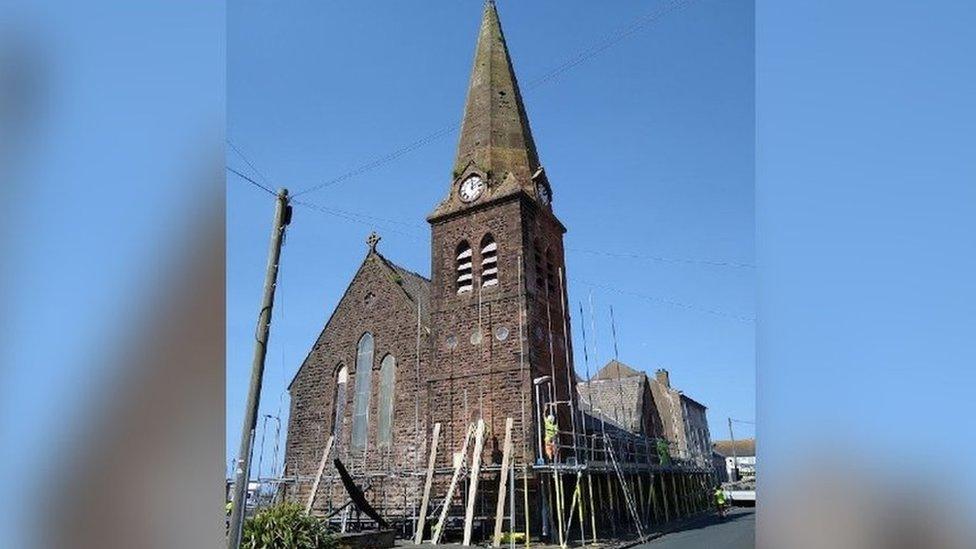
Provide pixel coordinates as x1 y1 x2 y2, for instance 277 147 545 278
636 508 755 549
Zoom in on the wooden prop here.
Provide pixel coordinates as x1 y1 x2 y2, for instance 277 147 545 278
304 435 334 513
414 423 441 544
492 418 515 546
431 423 474 544
462 419 487 546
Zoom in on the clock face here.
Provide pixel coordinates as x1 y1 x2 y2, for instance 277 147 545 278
537 182 551 205
459 175 485 203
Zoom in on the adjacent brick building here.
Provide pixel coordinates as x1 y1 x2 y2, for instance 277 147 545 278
579 360 714 467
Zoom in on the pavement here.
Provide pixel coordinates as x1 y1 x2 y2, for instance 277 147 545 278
633 508 754 549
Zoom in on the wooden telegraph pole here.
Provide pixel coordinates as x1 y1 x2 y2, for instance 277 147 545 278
228 188 292 549
728 417 738 482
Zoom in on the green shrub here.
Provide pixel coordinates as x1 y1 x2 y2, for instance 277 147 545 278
241 503 335 549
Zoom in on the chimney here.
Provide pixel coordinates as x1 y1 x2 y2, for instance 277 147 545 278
655 369 670 388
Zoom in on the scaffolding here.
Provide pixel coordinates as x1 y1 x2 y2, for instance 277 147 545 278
248 255 718 546
255 411 716 547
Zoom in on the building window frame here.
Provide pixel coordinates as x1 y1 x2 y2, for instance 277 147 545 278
456 241 473 294
480 233 498 288
350 332 374 454
376 354 396 449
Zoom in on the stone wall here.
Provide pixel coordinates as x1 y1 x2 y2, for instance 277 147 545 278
429 194 574 468
285 252 431 512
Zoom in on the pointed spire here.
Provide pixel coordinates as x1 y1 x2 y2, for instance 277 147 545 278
454 0 540 182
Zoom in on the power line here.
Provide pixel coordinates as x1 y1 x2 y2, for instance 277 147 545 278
292 200 751 320
523 0 695 91
566 247 754 269
293 199 424 230
228 139 274 188
292 0 697 199
291 199 426 242
569 277 754 323
227 165 276 196
291 124 459 198
292 202 751 271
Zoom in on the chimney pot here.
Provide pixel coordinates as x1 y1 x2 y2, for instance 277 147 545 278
655 369 670 388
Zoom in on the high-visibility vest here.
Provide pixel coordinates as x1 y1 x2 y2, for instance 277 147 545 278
714 490 726 505
544 417 558 441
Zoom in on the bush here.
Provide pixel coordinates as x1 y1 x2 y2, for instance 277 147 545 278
241 503 335 549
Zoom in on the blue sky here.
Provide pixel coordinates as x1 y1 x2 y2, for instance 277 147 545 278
756 0 976 489
227 0 754 476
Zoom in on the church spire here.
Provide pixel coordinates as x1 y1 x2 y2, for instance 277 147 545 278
454 0 540 182
430 1 551 222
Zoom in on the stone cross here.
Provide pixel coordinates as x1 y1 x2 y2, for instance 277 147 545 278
367 231 381 252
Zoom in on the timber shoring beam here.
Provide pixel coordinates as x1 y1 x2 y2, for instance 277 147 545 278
431 423 474 545
462 419 486 546
492 418 515 547
304 435 334 513
414 423 441 544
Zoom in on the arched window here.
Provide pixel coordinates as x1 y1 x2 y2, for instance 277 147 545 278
332 364 348 438
456 241 473 294
480 234 498 288
533 241 544 290
545 249 556 292
376 354 396 449
350 333 374 454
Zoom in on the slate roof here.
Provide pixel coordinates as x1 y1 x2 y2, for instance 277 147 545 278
592 359 643 381
713 439 756 458
382 257 431 324
577 361 649 434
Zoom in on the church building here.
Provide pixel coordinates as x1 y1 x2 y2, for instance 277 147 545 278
283 2 713 541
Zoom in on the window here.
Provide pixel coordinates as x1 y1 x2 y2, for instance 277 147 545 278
545 249 556 292
350 333 374 454
533 241 544 290
456 241 473 294
376 354 396 449
480 234 498 288
332 364 348 438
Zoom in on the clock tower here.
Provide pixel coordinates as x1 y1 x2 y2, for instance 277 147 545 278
426 0 574 465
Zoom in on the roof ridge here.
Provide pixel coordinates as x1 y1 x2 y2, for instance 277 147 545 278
371 249 430 281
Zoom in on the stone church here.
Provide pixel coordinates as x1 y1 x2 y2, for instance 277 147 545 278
283 1 713 537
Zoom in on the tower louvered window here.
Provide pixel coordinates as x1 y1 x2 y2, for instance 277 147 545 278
480 234 498 288
456 241 473 294
546 249 556 292
534 242 544 290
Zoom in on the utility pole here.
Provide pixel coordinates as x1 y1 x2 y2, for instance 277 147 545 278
727 417 738 482
228 188 292 549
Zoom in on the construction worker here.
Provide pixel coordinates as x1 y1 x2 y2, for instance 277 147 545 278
656 439 671 465
544 412 558 462
714 485 727 517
